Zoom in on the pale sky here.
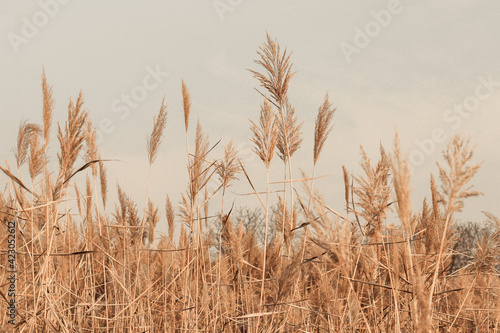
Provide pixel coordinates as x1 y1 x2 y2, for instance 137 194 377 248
1 1 499 237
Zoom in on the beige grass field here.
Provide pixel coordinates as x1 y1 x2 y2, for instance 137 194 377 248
1 35 499 332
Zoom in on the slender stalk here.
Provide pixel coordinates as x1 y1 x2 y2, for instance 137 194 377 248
301 163 317 261
259 166 270 307
215 185 226 332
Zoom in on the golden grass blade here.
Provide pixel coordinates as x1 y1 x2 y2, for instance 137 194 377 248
234 311 286 319
62 159 114 185
0 165 35 195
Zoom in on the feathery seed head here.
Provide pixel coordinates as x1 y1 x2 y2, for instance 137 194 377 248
249 34 295 106
182 80 191 132
217 139 241 188
42 68 54 146
313 93 336 165
249 99 279 168
276 99 302 162
147 99 168 165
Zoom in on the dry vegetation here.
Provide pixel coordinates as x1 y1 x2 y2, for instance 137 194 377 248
1 35 499 332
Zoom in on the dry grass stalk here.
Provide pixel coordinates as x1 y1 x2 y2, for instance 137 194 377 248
166 195 175 242
428 135 483 326
98 159 108 208
276 98 302 162
250 35 303 266
391 132 412 235
85 119 98 177
179 192 192 227
275 197 297 253
56 92 88 183
216 139 241 189
438 135 482 214
313 93 336 165
354 145 391 239
182 79 191 132
138 99 169 274
86 175 93 243
190 120 210 201
302 93 335 263
28 128 45 180
250 99 279 168
343 166 350 214
423 174 440 254
42 68 54 146
146 199 160 246
74 182 82 216
16 121 42 169
203 186 209 227
250 97 280 312
147 99 168 165
249 33 295 106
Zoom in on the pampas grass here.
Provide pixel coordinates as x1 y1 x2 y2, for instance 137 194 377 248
41 68 53 147
250 99 279 169
147 99 168 166
313 93 335 166
182 79 191 133
0 36 498 332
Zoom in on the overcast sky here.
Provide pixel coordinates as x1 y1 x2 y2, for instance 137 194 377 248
1 1 499 237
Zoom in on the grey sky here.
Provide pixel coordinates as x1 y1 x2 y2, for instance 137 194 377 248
1 1 499 236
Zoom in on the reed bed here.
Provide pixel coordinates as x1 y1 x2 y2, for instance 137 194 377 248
1 35 499 332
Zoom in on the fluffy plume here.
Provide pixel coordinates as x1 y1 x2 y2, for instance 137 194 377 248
16 121 42 169
166 195 175 242
85 119 98 177
249 33 295 106
147 99 168 165
28 129 45 180
57 92 88 182
42 68 54 146
182 80 191 132
190 121 210 199
276 99 302 162
146 199 160 246
250 99 279 168
391 131 413 234
437 135 482 213
342 166 350 214
354 145 391 238
217 140 241 189
99 159 108 209
313 93 336 165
